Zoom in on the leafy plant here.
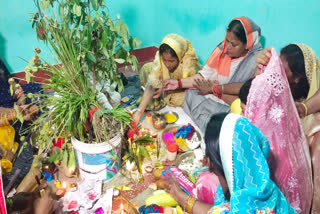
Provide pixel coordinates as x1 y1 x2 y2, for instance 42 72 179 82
24 0 141 146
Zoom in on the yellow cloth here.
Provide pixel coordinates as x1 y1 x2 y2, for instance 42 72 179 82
140 34 201 107
295 44 320 139
230 98 242 115
295 43 320 99
1 159 12 173
0 125 15 151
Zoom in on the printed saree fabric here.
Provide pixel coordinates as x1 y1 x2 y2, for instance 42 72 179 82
245 48 312 213
208 113 296 213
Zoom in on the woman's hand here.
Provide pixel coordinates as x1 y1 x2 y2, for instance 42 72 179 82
133 111 143 124
162 79 178 91
15 87 24 99
164 175 188 206
33 186 54 214
18 105 38 121
153 88 163 99
15 88 26 106
193 79 216 95
256 47 272 70
296 103 307 118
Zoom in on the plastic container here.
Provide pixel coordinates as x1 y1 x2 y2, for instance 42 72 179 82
167 144 178 161
71 133 122 182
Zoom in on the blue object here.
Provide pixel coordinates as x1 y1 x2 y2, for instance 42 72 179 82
139 204 164 214
41 172 52 182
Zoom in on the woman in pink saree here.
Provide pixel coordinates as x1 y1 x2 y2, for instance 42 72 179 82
245 48 313 214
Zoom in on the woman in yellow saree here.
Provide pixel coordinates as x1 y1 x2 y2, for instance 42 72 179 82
134 34 201 123
294 44 320 214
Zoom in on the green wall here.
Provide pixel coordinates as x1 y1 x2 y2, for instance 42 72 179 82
1 0 320 73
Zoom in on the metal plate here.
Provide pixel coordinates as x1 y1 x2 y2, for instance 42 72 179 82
164 111 179 124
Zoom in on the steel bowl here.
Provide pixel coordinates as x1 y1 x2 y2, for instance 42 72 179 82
164 111 179 124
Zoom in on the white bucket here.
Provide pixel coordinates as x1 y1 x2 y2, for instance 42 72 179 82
71 134 122 182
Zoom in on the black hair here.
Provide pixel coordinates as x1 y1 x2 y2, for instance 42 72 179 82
227 20 247 44
159 43 178 59
239 78 254 104
280 44 309 101
205 113 228 176
204 112 230 200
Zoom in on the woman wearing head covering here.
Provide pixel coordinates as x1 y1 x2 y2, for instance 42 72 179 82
163 17 262 133
165 113 296 213
134 34 201 123
244 47 313 213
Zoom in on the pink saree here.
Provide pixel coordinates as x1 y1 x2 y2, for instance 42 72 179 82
0 169 7 214
245 48 313 214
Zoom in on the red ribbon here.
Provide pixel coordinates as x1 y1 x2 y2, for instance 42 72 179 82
89 106 99 123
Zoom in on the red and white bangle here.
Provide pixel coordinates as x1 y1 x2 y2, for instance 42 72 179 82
177 79 182 89
212 84 222 99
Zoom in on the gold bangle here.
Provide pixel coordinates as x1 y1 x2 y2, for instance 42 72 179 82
4 115 9 125
221 84 224 93
10 110 15 121
301 103 308 117
184 195 196 213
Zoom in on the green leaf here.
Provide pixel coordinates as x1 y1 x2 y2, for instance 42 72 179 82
40 0 50 10
134 135 155 144
114 58 125 64
90 0 98 11
86 52 97 63
115 47 128 59
72 4 82 17
139 145 151 161
115 22 121 34
10 85 13 96
117 78 124 92
102 47 109 58
48 150 63 163
102 31 108 46
25 69 32 83
131 55 139 72
133 38 142 49
59 3 65 21
87 24 92 49
17 142 28 157
120 22 129 46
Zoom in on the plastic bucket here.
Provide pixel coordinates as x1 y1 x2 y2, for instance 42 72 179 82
71 134 122 182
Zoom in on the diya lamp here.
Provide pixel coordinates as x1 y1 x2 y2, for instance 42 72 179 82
55 181 67 198
70 183 77 192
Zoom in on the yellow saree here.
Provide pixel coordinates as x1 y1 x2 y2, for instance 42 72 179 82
140 34 201 107
297 44 320 137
